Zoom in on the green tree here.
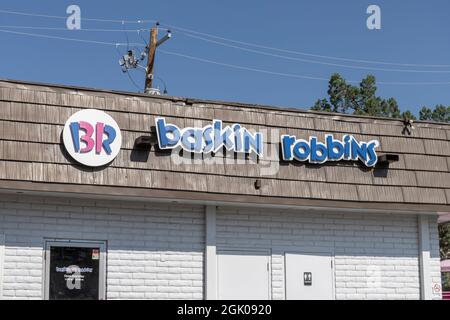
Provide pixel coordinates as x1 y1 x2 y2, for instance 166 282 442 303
311 98 332 112
432 104 450 122
420 105 450 122
311 73 403 118
380 98 401 118
419 106 433 120
400 110 416 121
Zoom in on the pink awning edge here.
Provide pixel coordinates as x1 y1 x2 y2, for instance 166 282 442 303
438 213 450 224
441 260 450 273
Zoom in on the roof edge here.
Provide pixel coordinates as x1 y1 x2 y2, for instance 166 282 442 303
1 77 449 127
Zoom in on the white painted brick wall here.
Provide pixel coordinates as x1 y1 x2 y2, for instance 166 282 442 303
0 195 204 300
0 194 442 300
429 215 442 299
216 207 440 300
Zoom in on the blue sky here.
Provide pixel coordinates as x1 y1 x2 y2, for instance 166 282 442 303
0 1 449 116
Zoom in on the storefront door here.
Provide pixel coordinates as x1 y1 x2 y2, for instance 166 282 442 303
44 240 106 300
217 250 271 300
285 252 334 300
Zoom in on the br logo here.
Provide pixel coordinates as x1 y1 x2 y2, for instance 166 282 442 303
63 109 122 167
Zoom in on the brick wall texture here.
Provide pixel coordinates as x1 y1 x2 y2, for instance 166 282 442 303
0 195 442 300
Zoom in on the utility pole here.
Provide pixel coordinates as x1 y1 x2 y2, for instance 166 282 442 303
144 25 158 92
144 22 171 94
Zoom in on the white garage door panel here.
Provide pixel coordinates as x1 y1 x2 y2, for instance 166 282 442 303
285 253 334 300
217 251 270 300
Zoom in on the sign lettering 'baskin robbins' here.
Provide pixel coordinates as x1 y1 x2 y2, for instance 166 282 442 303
63 109 122 167
281 134 379 167
155 117 380 167
155 117 264 156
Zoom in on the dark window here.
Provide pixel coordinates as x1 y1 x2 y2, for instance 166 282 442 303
49 246 100 300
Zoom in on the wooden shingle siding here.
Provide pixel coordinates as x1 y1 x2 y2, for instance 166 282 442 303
0 80 449 209
402 187 447 204
313 117 361 133
403 154 449 171
0 139 444 190
357 185 404 202
380 136 426 154
309 182 359 201
446 189 450 204
424 139 450 156
415 171 450 188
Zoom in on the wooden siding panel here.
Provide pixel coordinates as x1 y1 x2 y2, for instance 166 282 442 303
402 187 447 204
415 171 450 188
0 160 5 179
213 107 266 127
1 140 448 188
357 185 404 202
324 165 373 184
276 163 328 182
261 179 310 198
424 140 450 156
167 102 215 120
380 136 425 154
404 154 449 172
360 122 406 137
309 182 358 201
372 169 417 186
0 100 11 119
313 117 361 133
264 112 315 129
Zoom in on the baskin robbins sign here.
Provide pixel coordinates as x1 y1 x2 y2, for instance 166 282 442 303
155 118 379 167
62 109 122 167
62 110 379 168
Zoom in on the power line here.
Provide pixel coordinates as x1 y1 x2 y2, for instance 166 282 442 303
159 49 331 81
3 22 449 73
1 8 449 68
179 32 450 74
158 49 450 86
2 22 449 73
161 22 450 68
0 28 144 46
1 27 449 86
0 9 156 24
0 25 153 32
182 32 450 74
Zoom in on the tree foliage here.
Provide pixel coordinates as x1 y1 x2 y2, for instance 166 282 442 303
419 105 450 122
311 73 450 123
